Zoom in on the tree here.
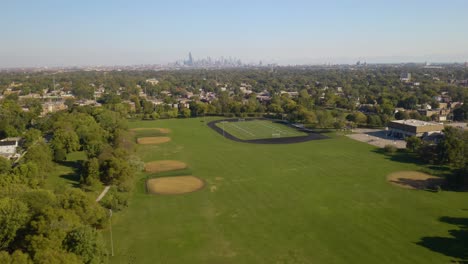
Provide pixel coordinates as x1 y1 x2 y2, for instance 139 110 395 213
50 128 80 154
93 109 127 133
23 141 54 173
0 250 32 264
453 103 468 121
26 207 81 255
383 144 397 154
296 107 316 124
0 157 11 174
72 80 94 100
267 103 284 114
189 102 207 117
417 142 438 164
22 128 42 149
57 188 106 227
33 249 82 264
395 111 410 120
101 157 133 188
409 111 422 120
346 112 367 124
316 111 333 128
437 127 467 168
298 89 313 109
180 108 191 118
367 115 382 127
405 136 422 152
12 162 41 187
0 198 30 250
81 158 101 190
401 96 418 110
64 98 76 110
63 226 106 264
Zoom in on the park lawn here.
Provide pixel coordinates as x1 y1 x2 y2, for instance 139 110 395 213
45 151 87 189
108 118 468 264
43 151 107 199
215 119 307 140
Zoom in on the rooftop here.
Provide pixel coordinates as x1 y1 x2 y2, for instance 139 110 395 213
390 119 442 127
0 137 21 142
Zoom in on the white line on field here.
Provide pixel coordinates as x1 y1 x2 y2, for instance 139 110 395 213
257 122 291 134
229 123 256 136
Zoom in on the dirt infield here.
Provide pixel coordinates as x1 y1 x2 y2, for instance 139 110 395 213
147 176 205 195
207 118 328 144
387 171 444 190
137 137 171 145
130 128 171 134
145 160 188 173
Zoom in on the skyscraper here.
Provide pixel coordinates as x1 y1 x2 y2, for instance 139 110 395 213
188 52 194 66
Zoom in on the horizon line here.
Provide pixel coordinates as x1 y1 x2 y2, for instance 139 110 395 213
1 61 468 70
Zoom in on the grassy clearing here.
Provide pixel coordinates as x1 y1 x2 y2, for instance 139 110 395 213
45 151 87 189
108 118 468 264
215 119 306 140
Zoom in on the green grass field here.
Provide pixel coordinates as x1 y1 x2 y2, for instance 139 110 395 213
214 119 307 140
107 117 468 264
45 151 87 189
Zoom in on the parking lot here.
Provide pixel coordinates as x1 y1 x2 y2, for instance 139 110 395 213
346 128 407 149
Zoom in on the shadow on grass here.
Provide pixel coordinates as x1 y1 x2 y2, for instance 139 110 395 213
56 160 82 188
373 149 459 192
59 173 81 188
417 216 468 263
372 148 425 165
389 177 444 190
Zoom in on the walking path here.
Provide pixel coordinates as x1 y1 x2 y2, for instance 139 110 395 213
96 185 111 202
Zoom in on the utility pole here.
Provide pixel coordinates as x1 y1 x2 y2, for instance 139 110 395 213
109 209 114 257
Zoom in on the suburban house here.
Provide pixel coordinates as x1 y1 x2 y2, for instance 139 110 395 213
418 109 451 121
41 101 67 116
0 137 21 159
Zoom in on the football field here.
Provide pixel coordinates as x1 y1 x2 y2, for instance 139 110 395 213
215 119 307 140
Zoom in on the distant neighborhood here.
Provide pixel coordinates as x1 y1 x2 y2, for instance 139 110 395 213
0 64 466 150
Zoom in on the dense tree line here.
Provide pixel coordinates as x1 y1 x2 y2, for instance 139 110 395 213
1 66 467 127
0 100 140 262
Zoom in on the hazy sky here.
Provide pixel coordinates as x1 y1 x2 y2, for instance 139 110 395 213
1 0 468 67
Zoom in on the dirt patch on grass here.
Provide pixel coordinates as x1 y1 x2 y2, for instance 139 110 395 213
145 160 187 173
147 176 204 195
130 128 171 134
387 171 444 190
137 137 171 145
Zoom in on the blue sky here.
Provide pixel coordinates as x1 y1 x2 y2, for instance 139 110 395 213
1 0 468 67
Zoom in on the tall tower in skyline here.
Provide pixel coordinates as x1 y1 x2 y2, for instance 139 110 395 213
188 52 194 66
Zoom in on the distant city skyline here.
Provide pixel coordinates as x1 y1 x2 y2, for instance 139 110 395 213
1 0 468 67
